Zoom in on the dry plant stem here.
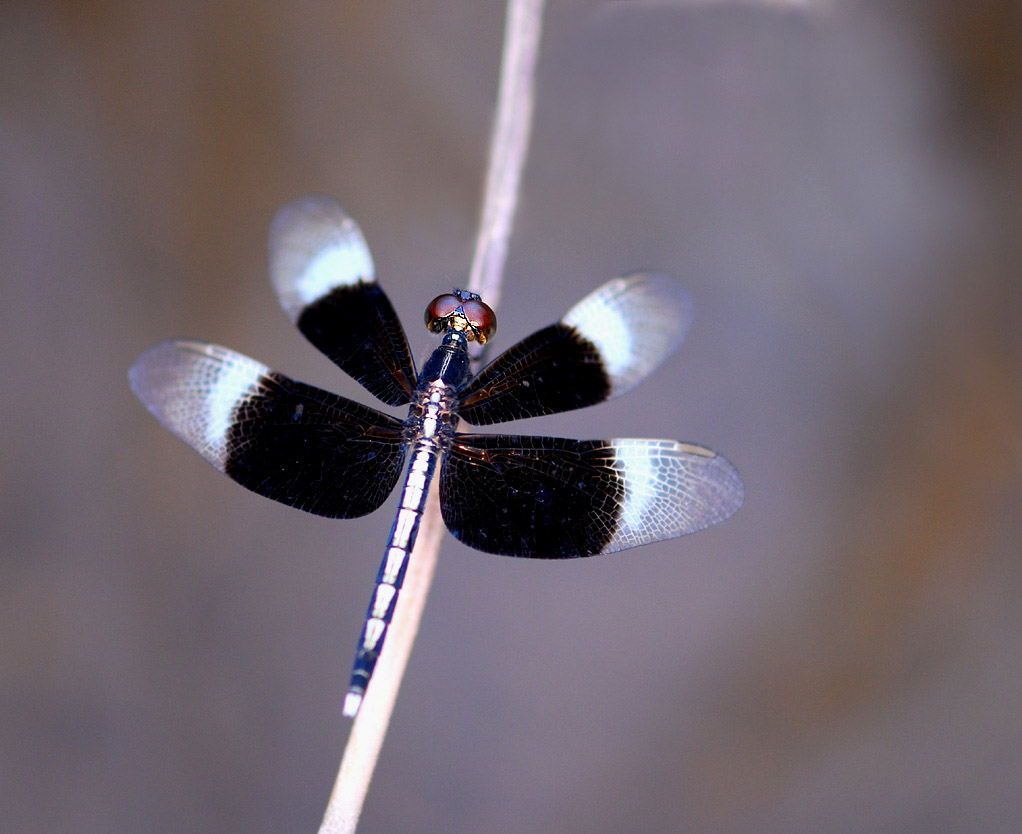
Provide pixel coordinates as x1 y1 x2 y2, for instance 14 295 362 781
467 0 544 304
318 483 444 834
317 1 545 832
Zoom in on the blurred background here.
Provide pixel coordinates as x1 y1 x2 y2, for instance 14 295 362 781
2 1 1019 832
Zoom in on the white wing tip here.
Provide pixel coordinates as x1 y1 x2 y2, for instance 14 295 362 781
562 273 693 396
269 195 374 318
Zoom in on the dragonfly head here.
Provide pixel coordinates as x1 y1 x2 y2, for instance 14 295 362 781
425 290 497 345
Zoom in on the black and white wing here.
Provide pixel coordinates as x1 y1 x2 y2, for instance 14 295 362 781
440 434 743 558
457 274 693 425
129 340 407 518
269 195 418 406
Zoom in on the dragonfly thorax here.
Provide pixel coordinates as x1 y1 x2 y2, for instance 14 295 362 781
418 329 473 394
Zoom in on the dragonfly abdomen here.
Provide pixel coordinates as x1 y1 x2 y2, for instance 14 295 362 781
343 352 466 717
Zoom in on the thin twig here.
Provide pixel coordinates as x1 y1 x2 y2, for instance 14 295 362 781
317 487 444 833
467 0 544 306
317 2 545 832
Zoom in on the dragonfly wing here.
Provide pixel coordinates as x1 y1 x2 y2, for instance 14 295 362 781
269 195 417 406
129 339 407 518
440 433 743 558
458 274 692 425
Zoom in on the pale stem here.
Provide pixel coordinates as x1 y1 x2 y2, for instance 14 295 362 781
466 0 544 305
317 484 444 834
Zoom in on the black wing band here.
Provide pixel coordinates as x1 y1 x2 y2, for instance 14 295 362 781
294 281 417 407
457 323 610 425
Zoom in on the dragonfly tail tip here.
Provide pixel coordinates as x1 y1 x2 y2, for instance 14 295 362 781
342 690 363 718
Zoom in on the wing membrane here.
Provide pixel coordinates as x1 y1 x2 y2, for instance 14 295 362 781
440 434 743 558
458 274 692 425
269 195 417 406
129 340 407 518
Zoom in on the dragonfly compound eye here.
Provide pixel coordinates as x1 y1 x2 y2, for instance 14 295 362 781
425 294 464 333
460 299 497 344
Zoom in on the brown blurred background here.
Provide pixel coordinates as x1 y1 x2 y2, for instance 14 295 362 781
1 2 1019 832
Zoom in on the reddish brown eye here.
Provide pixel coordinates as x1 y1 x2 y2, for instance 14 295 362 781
461 299 497 343
425 294 462 332
428 294 461 319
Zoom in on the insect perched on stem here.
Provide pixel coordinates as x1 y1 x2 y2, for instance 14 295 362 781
129 195 744 716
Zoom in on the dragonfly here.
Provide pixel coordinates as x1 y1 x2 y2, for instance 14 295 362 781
129 195 744 717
